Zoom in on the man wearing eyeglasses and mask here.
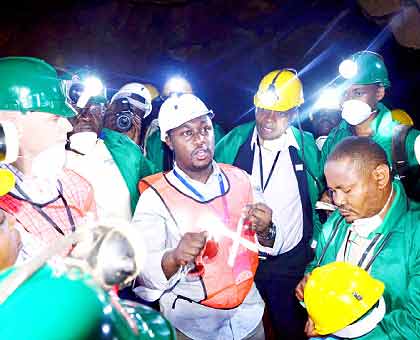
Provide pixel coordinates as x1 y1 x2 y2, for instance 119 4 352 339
296 136 420 339
215 69 323 340
66 83 157 221
320 51 420 205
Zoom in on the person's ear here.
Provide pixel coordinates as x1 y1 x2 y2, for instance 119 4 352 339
165 134 174 151
376 86 385 102
372 164 390 190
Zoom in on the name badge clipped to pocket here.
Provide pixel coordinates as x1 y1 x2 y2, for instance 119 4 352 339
295 164 304 171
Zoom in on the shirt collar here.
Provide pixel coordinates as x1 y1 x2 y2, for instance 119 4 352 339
173 160 221 184
250 126 300 152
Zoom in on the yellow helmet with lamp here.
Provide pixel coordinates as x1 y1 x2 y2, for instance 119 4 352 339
304 261 385 337
254 69 304 112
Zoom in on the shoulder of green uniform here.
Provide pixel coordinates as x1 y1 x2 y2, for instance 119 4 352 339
290 126 317 148
215 121 255 163
102 128 141 150
219 121 255 142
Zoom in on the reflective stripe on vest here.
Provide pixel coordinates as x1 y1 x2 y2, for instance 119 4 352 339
140 164 258 309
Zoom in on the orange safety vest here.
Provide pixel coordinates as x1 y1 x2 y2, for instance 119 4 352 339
139 164 258 309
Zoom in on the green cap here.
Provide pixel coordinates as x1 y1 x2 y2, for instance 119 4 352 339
339 51 390 88
0 57 77 117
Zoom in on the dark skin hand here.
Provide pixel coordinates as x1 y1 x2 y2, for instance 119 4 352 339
304 317 321 337
295 273 309 301
161 231 208 279
295 274 323 338
244 203 274 247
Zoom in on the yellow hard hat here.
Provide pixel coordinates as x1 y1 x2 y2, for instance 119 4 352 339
144 84 160 101
391 109 413 126
0 169 15 196
254 69 304 112
304 262 384 335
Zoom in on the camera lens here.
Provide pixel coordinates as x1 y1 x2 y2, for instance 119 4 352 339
116 114 132 131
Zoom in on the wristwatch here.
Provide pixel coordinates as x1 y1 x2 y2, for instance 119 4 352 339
257 222 276 241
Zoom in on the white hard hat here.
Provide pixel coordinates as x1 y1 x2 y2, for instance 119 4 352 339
111 82 152 118
158 93 213 141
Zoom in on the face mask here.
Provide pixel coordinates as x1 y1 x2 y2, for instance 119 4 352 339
341 100 373 126
31 143 66 183
351 188 393 237
69 131 98 155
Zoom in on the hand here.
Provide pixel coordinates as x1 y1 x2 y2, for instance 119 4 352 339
320 190 333 204
295 274 310 301
0 211 21 270
304 317 320 338
245 203 272 234
172 231 208 267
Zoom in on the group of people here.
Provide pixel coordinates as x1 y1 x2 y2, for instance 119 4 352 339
0 50 419 340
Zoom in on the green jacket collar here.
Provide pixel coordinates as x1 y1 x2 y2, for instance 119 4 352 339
375 180 408 235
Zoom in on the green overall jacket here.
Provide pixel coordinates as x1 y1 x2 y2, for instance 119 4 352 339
102 128 158 213
306 181 420 339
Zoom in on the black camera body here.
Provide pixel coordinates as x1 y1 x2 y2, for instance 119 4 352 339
114 98 134 132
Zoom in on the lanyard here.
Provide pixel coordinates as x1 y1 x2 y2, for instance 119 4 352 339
172 168 230 224
257 137 281 192
317 216 393 271
12 180 76 235
343 231 382 267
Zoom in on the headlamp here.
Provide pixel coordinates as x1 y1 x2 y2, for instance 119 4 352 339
339 59 358 79
314 88 341 110
163 76 192 98
259 85 278 107
67 75 105 109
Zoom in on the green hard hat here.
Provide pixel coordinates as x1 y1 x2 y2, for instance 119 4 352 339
0 57 77 117
338 51 390 88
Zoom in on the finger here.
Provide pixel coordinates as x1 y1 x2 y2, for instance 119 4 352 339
199 231 208 241
295 286 302 301
242 205 253 216
253 203 272 214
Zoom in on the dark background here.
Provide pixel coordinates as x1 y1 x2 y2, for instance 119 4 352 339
1 0 419 131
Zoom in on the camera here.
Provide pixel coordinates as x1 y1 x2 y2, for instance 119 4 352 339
114 98 134 132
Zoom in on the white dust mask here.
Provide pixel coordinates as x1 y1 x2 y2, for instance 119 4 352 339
31 143 66 184
341 100 373 126
69 131 98 155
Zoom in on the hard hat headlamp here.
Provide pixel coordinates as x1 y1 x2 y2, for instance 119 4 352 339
67 75 105 109
339 59 358 79
314 88 341 110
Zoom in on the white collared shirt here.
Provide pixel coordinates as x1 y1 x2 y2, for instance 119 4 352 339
132 161 264 340
250 127 304 254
